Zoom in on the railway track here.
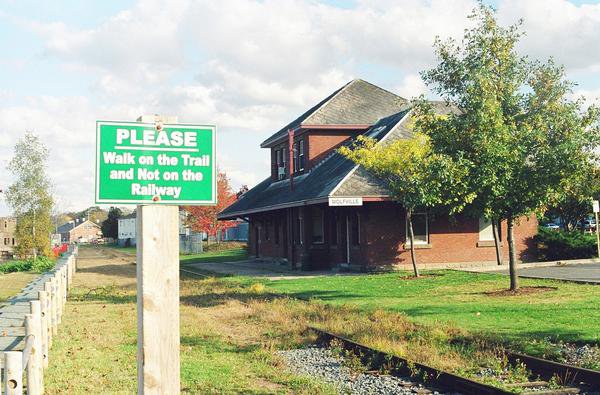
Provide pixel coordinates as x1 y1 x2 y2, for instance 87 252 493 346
180 267 600 394
309 326 600 395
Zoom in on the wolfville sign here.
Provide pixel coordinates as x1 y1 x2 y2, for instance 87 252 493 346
95 120 216 204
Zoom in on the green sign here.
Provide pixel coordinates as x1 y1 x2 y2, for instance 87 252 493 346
95 121 216 204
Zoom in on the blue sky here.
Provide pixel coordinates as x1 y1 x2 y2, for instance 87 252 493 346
1 0 599 216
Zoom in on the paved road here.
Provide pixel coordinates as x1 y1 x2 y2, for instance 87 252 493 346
492 263 600 283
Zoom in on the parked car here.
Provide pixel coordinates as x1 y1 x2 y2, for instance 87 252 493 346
542 222 560 230
580 219 597 231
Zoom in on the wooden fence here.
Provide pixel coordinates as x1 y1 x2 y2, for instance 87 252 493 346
0 246 78 394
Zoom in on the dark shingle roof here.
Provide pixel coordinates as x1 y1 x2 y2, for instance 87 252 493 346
260 79 407 147
219 109 411 219
56 220 99 234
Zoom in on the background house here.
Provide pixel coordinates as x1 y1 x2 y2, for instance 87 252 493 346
57 219 102 243
117 213 137 247
0 217 17 260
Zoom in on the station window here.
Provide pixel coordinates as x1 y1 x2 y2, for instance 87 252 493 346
330 214 338 245
406 213 428 245
312 207 324 244
351 212 360 246
478 216 494 241
293 139 305 173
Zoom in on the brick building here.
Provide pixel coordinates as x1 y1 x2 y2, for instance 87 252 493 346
0 217 17 259
218 79 537 271
57 219 102 243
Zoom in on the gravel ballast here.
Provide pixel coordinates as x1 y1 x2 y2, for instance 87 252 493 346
278 347 452 394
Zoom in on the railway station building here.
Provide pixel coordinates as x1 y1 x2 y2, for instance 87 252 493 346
218 79 537 271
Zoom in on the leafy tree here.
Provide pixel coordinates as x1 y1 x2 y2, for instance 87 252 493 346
101 207 123 239
185 172 238 242
5 132 54 258
544 165 600 230
414 4 600 290
339 133 474 277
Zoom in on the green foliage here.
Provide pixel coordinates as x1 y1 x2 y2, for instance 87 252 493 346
413 3 600 289
535 228 597 261
101 207 123 239
545 166 600 230
339 132 474 276
0 256 55 274
339 134 475 215
5 132 54 258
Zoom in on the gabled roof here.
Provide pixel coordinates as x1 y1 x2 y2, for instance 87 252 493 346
260 79 407 148
56 219 100 234
219 108 412 219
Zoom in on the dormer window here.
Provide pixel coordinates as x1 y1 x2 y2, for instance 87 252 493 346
276 148 287 180
293 139 305 173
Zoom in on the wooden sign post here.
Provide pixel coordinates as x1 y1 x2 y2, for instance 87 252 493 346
95 114 216 394
137 204 180 394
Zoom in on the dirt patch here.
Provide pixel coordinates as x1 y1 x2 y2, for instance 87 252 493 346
483 286 557 297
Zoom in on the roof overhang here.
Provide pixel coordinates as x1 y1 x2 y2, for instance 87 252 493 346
218 196 392 220
260 124 371 148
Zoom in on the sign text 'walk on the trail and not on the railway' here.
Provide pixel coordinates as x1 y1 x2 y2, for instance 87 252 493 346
95 120 216 204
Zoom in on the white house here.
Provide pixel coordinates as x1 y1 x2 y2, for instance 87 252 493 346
117 214 137 246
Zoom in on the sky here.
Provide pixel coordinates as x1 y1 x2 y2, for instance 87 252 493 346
1 0 600 216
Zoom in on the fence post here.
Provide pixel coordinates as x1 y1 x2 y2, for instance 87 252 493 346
38 290 49 368
44 280 56 342
50 277 58 336
3 351 23 395
61 266 67 306
26 303 43 394
54 271 62 325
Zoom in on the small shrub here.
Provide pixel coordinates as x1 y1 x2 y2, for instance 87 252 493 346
0 260 32 274
535 228 597 261
31 256 55 273
248 283 266 294
0 256 55 274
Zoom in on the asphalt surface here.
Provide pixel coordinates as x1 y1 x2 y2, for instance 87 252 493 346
492 263 600 283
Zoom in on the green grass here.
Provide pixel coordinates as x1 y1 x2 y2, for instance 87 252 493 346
45 246 330 394
180 247 248 265
261 270 600 344
0 270 38 303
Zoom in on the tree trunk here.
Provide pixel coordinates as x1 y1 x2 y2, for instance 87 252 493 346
507 216 518 291
407 209 420 278
492 219 503 265
32 209 37 260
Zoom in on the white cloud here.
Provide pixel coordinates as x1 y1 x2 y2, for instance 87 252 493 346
498 0 600 72
1 0 600 216
395 73 429 99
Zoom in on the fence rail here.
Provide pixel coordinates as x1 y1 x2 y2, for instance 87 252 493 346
0 246 78 395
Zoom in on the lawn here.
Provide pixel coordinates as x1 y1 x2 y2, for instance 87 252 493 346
180 247 248 265
43 246 600 393
0 268 38 303
44 246 330 394
263 270 600 344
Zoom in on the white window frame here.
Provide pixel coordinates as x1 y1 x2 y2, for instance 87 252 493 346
298 139 305 171
478 216 494 242
406 212 429 245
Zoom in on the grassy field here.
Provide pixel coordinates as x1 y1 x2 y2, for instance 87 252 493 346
180 247 248 265
43 246 332 394
0 270 38 303
263 270 600 345
42 246 600 393
106 242 248 264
